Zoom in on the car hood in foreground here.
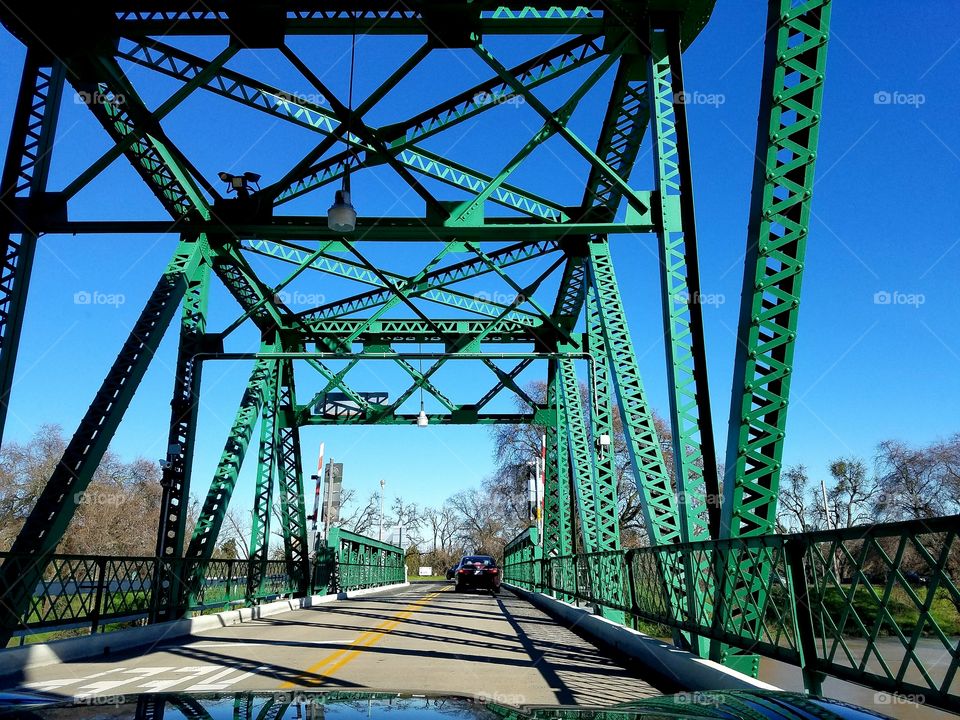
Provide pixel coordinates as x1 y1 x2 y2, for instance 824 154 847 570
0 689 891 719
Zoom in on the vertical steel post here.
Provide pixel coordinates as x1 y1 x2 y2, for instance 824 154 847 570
718 0 832 674
153 241 210 623
248 360 281 601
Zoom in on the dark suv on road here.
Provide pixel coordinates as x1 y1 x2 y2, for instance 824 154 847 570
453 555 501 594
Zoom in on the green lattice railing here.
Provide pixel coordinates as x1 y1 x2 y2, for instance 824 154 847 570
0 529 404 646
503 514 960 714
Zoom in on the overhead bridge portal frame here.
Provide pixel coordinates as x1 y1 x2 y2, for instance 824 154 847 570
0 0 831 678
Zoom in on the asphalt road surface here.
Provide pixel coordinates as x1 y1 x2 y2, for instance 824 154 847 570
6 582 661 706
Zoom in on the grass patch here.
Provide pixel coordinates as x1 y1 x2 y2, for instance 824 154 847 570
816 584 960 637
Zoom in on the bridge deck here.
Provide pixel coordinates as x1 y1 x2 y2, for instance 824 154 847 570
8 583 660 705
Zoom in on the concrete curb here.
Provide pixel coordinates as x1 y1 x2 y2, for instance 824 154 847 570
505 583 779 693
0 581 409 678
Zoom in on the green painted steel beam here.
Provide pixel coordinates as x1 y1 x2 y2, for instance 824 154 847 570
297 239 561 324
584 288 621 552
275 359 311 594
1 3 718 44
586 240 681 547
242 239 540 324
247 361 280 601
473 40 651 219
34 218 656 239
648 22 720 545
717 0 831 675
558 357 600 553
152 246 211 623
721 0 832 540
306 321 544 345
648 19 724 655
543 370 573 560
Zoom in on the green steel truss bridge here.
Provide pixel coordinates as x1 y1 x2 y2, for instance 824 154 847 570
0 0 957 714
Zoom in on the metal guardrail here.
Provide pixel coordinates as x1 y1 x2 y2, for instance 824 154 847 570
326 528 406 592
503 515 960 714
0 529 405 646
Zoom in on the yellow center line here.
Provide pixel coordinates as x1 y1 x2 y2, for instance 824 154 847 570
280 588 446 688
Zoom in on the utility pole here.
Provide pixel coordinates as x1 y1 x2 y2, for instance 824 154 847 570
379 479 385 542
821 478 841 579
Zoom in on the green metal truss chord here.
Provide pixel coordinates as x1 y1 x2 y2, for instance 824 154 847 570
718 0 831 674
297 239 560 324
648 20 720 545
241 239 540 323
275 359 310 594
648 19 723 655
153 245 211 623
584 285 621 552
247 360 280 602
558 357 601 553
584 285 627 620
583 57 650 216
586 240 681 547
543 369 573 561
0 239 204 643
0 51 65 449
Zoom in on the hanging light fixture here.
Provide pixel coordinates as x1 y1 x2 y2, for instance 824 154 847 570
416 344 428 427
328 14 358 233
327 174 356 233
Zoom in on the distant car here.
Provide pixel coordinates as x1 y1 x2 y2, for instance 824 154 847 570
453 555 501 594
445 567 456 580
904 570 929 585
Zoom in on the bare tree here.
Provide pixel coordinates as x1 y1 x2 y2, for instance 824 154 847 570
334 488 381 536
0 425 163 555
777 464 816 533
823 457 880 528
449 487 506 558
873 440 949 520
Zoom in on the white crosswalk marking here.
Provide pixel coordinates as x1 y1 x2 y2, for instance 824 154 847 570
76 667 175 697
22 668 124 691
137 665 220 693
187 664 269 691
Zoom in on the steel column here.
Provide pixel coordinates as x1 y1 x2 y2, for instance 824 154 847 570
247 360 280 601
717 0 831 674
275 359 310 594
153 245 211 622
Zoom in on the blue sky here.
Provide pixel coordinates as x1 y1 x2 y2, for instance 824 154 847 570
0 2 958 526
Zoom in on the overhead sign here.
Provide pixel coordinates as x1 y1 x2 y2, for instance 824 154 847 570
316 392 388 418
